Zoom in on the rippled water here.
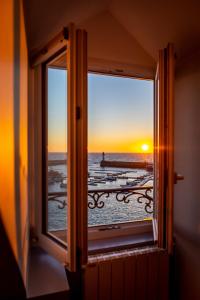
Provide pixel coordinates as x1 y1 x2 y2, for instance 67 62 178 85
48 153 153 231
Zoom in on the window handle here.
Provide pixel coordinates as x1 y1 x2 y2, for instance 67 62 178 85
174 172 184 184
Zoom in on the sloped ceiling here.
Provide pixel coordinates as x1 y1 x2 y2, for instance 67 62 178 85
24 0 109 51
110 0 200 61
24 0 200 62
79 11 155 75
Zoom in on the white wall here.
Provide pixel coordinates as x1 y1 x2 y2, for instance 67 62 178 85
0 0 29 286
174 52 200 300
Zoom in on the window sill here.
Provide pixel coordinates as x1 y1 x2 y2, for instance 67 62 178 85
27 246 70 299
47 220 154 255
88 231 154 254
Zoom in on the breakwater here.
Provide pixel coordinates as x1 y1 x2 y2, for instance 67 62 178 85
100 160 153 170
48 159 67 166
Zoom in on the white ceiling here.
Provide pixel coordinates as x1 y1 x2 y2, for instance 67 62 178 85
24 0 200 62
110 0 200 61
24 0 109 51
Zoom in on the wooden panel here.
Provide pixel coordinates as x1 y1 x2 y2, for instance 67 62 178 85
84 264 98 300
147 251 159 300
84 249 169 300
111 258 124 300
124 255 136 300
135 253 148 300
99 260 111 300
158 251 169 300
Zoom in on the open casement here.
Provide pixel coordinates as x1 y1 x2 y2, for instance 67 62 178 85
153 44 174 254
67 24 88 272
31 24 88 272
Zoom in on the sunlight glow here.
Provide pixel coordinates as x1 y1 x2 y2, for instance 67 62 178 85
141 144 149 152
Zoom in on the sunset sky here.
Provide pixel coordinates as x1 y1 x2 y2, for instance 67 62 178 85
48 69 153 153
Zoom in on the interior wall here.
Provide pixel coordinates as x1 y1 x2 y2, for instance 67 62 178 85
0 0 28 286
25 6 156 78
79 11 155 77
174 52 200 300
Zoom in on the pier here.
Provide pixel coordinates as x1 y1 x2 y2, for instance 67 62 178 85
100 160 153 170
48 159 67 166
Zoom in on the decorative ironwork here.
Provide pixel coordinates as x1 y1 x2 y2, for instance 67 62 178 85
115 187 153 213
88 191 109 209
48 192 67 209
88 186 153 213
48 186 153 214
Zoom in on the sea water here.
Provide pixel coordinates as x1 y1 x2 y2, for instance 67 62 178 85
48 153 153 231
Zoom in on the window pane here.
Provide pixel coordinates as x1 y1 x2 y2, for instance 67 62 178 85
88 74 154 227
47 53 67 243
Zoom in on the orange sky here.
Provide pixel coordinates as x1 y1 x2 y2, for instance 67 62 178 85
48 138 153 153
48 70 154 154
87 137 153 153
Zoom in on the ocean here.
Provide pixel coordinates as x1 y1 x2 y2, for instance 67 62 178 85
48 152 154 231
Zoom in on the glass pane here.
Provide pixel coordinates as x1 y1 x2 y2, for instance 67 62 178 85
88 74 154 227
47 53 67 243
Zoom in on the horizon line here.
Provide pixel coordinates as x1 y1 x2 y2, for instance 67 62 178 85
48 151 153 154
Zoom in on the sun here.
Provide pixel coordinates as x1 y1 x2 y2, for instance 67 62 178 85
141 144 149 152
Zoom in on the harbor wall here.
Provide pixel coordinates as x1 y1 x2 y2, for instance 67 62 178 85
100 160 153 170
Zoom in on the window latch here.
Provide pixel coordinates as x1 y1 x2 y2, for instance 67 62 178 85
99 225 121 231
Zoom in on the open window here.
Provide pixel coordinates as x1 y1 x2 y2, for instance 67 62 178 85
46 68 155 252
153 44 174 254
30 22 174 272
86 73 154 252
31 24 87 271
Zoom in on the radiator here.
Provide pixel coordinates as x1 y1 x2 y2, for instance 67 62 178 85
83 248 169 300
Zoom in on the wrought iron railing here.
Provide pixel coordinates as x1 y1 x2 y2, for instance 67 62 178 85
48 186 153 214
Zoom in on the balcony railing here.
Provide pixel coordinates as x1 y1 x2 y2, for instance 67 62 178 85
48 185 153 214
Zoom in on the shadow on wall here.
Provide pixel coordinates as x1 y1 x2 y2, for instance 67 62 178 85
0 0 28 287
174 227 200 300
14 0 23 272
174 53 200 300
0 216 26 298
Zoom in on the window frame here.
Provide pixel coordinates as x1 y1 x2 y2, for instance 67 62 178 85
30 61 67 264
31 25 88 270
42 59 155 252
41 49 68 248
86 69 155 248
29 26 174 266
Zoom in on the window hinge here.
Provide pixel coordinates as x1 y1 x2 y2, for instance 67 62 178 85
76 106 81 120
164 168 168 186
63 27 69 40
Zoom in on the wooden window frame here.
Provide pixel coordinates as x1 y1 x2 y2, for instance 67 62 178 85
30 25 88 271
153 44 174 254
41 64 155 253
86 70 155 249
41 49 68 241
29 24 174 270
